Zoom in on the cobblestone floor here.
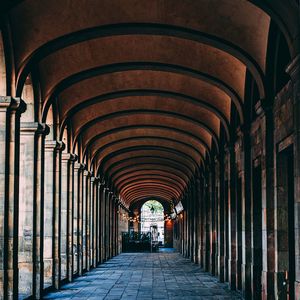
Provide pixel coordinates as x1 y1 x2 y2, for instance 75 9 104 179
44 250 243 300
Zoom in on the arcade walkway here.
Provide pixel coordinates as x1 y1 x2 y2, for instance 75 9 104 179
44 251 242 300
1 1 300 299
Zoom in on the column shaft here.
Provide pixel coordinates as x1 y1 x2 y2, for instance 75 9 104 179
0 97 25 299
53 142 64 289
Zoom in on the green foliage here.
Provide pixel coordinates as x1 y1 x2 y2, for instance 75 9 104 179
143 200 163 214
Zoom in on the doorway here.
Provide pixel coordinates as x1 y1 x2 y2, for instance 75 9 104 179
140 200 165 246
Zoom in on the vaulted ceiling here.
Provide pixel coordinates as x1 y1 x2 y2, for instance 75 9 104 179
4 0 299 206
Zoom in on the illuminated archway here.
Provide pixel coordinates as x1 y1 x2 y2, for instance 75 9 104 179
140 200 165 245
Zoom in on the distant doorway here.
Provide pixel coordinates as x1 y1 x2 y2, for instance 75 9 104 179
140 200 165 246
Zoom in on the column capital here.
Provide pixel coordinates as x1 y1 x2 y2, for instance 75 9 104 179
61 152 77 162
0 96 26 113
91 176 100 183
20 122 50 136
83 170 92 177
45 140 59 151
45 140 65 151
55 140 65 152
286 54 300 82
70 153 78 162
74 162 85 171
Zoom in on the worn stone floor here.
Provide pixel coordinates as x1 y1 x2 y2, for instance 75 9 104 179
44 250 243 300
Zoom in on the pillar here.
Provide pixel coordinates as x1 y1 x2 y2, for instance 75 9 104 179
97 183 104 264
19 123 34 298
107 191 113 259
91 177 99 268
192 181 198 263
61 152 70 281
53 141 65 289
199 174 205 268
44 140 57 288
217 151 225 282
204 169 211 272
210 160 217 275
0 97 25 299
240 126 252 299
253 100 275 299
19 123 48 299
228 143 237 290
195 176 202 265
33 124 49 299
73 162 84 276
287 55 300 298
61 153 77 282
102 187 108 262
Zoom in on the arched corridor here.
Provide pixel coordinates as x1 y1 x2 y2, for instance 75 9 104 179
0 1 300 299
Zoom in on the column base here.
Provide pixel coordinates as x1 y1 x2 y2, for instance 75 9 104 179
218 255 225 282
228 259 237 290
241 263 252 299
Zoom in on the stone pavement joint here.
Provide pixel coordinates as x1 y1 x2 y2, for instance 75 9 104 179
44 251 243 299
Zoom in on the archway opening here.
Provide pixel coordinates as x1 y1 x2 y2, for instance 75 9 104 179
140 200 165 247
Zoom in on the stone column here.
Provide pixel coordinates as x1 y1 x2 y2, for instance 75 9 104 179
228 143 237 290
111 196 115 258
252 100 275 299
67 154 77 282
19 123 49 299
0 97 26 299
72 162 79 276
240 126 252 299
44 141 57 288
114 197 118 257
90 177 94 268
199 174 205 268
192 180 198 264
115 199 120 256
102 187 108 262
108 191 113 259
195 176 202 265
204 170 211 272
82 170 91 271
97 183 104 264
287 55 300 299
78 163 85 275
91 177 99 268
73 162 84 276
60 153 70 280
53 141 65 289
183 197 188 258
61 153 77 283
33 124 49 299
217 151 225 282
189 186 195 261
235 130 243 291
186 192 190 259
210 161 217 276
19 122 46 298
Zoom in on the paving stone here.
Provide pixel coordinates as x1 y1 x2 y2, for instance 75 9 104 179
44 251 243 299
